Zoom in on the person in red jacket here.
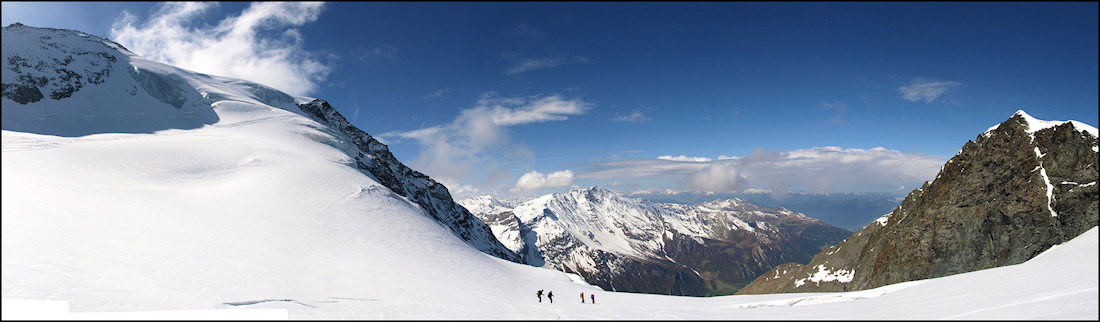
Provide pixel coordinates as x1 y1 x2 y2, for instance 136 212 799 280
581 292 585 303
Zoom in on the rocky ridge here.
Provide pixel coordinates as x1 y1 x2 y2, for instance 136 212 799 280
737 111 1099 295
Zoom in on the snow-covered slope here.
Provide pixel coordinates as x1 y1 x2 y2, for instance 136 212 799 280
3 24 1095 319
1 23 519 263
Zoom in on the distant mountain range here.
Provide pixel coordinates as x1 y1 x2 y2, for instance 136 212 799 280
460 187 850 296
738 110 1098 295
630 190 904 231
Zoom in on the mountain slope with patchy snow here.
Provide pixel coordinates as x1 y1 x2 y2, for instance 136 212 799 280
464 188 849 296
739 110 1099 295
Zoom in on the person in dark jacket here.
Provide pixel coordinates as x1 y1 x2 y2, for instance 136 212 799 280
537 289 543 302
547 291 554 303
590 293 595 304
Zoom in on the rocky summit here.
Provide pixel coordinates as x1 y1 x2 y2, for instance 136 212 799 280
737 111 1098 295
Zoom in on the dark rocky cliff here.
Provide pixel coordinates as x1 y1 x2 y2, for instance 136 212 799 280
738 111 1098 295
296 99 523 263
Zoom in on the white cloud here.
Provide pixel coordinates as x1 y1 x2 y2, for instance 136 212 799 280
110 2 330 96
448 183 482 200
686 163 747 192
579 146 945 194
899 78 962 103
658 155 712 162
504 55 589 75
512 170 575 192
612 110 652 123
382 93 591 193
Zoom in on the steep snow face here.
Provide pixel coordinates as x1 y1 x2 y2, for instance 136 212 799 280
513 187 673 259
664 198 816 235
295 99 521 262
1 23 228 136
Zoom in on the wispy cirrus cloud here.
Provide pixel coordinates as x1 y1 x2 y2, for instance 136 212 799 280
110 2 330 96
382 93 592 194
819 101 848 112
423 88 451 101
818 101 849 125
579 146 944 196
899 78 962 103
612 110 652 124
501 51 589 75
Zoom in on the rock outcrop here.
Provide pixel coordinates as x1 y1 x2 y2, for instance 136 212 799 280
297 99 523 263
738 111 1098 295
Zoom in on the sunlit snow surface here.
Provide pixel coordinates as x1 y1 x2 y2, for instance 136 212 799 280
3 26 1097 319
3 116 1097 318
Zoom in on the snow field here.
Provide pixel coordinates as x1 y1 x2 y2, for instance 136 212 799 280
3 25 1096 320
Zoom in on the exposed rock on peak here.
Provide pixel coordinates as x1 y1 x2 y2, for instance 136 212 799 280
297 99 523 263
738 111 1098 295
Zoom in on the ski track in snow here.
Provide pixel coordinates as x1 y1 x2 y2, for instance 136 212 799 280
940 287 1100 320
223 299 316 308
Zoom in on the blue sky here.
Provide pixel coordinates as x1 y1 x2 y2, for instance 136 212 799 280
4 2 1097 198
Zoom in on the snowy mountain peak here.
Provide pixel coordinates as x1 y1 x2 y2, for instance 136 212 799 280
458 194 518 217
3 23 131 105
467 186 849 295
2 23 521 263
1 23 304 136
990 109 1099 138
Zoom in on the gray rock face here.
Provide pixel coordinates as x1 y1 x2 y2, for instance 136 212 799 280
737 111 1098 295
297 99 522 263
2 23 123 104
2 24 218 136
